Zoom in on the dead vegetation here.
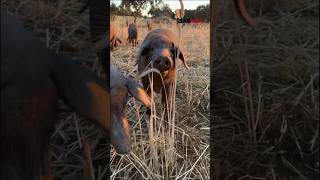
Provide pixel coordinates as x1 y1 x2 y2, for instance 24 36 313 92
212 1 319 179
110 16 210 179
2 0 108 179
2 0 210 179
3 0 316 179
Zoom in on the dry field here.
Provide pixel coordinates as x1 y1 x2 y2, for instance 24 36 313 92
6 0 317 179
110 16 210 179
2 0 210 179
2 1 107 179
212 1 319 179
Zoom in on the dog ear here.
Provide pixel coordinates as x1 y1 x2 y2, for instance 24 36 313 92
172 43 190 69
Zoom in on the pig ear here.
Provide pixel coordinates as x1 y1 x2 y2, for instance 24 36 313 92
135 47 150 65
126 79 151 107
140 47 150 56
172 43 190 69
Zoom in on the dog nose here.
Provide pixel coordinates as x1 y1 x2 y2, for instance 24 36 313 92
154 57 171 71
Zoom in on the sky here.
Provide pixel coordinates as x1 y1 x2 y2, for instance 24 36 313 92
110 0 210 16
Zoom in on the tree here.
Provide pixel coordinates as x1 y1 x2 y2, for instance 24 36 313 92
196 4 210 22
148 3 174 18
162 4 175 18
148 5 162 17
183 4 210 22
110 3 119 15
118 3 134 16
184 9 196 19
121 0 163 18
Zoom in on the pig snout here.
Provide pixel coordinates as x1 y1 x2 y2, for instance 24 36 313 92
151 48 173 72
111 114 131 154
153 56 172 71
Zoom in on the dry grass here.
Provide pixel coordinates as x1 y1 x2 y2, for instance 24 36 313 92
2 0 210 179
5 0 316 179
110 16 210 179
2 0 109 179
212 1 319 179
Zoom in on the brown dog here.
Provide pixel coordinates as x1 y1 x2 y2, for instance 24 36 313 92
137 29 189 112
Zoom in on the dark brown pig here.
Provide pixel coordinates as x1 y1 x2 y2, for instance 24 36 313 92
127 23 138 47
0 9 150 180
110 23 122 51
136 28 189 113
90 2 151 156
110 62 151 153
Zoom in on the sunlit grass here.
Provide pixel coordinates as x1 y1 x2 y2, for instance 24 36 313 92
111 16 210 179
